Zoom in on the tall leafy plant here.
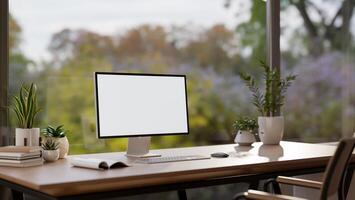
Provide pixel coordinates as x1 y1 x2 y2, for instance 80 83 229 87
239 61 296 117
11 83 41 128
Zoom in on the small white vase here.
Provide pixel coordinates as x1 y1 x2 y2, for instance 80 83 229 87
15 128 40 146
234 130 256 146
258 116 284 145
42 149 59 162
43 137 69 159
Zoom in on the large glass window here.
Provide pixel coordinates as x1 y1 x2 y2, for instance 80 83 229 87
9 0 267 154
7 0 354 199
10 0 353 151
280 0 355 142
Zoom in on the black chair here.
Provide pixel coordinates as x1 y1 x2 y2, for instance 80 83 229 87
234 138 355 200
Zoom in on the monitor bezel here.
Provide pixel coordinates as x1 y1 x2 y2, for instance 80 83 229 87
94 72 190 139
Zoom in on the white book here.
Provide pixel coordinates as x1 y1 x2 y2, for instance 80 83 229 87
0 151 41 159
0 157 43 164
0 159 43 167
69 157 131 170
0 146 41 153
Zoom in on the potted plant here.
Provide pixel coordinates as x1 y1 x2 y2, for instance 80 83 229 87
11 83 41 146
42 125 69 159
41 138 60 162
239 61 296 144
233 117 258 146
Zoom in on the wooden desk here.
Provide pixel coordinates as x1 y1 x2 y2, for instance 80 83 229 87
0 141 354 200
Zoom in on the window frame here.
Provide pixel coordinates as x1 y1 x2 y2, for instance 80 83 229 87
0 0 9 144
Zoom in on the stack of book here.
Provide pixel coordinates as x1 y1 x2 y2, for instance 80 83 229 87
0 146 43 167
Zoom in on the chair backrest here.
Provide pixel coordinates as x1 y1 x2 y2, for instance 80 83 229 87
320 138 355 200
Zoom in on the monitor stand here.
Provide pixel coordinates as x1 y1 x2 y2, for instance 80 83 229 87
125 137 161 158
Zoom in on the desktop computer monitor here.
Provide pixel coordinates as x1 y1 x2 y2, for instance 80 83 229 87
94 72 189 157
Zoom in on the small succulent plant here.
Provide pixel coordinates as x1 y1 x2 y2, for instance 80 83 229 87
42 125 66 138
233 117 258 133
42 138 59 150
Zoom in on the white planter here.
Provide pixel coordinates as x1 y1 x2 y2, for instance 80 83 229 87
55 137 69 159
15 128 40 146
258 116 284 145
42 149 59 162
234 130 256 146
43 137 69 159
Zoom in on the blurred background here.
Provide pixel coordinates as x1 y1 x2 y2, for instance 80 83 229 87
9 0 355 152
9 0 355 199
7 1 355 198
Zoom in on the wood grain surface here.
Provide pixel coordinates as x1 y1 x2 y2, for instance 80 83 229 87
0 141 349 197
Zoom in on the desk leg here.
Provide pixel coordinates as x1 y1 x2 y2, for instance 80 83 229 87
11 189 23 200
177 189 187 200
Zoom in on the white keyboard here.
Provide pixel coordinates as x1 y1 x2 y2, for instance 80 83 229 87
136 155 210 164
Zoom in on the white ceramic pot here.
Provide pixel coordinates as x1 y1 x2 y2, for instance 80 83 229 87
43 137 69 159
55 137 69 159
234 130 256 146
42 149 59 162
258 116 284 145
15 128 40 146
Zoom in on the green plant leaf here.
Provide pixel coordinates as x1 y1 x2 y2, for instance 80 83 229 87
233 117 258 133
27 94 35 128
11 83 40 128
19 86 27 118
56 125 64 132
42 138 59 150
239 61 296 116
12 107 24 128
13 96 23 116
239 72 265 116
42 125 67 138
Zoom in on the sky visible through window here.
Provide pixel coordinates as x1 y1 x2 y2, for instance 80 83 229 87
10 0 250 61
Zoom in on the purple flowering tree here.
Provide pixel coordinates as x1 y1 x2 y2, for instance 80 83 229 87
284 52 355 141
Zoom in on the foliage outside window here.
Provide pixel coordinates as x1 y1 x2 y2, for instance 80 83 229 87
8 0 355 155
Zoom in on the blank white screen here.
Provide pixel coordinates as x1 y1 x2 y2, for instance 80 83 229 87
96 74 188 137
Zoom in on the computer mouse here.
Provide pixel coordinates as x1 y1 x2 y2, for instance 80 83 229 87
211 152 229 158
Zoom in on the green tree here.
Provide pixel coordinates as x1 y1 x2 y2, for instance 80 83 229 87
9 14 33 94
43 24 252 153
285 0 355 55
183 24 240 72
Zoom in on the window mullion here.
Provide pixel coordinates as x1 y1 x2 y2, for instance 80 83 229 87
266 0 281 115
0 0 9 145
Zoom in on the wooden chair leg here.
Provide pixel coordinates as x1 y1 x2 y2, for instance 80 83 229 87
263 178 281 194
177 189 187 200
273 181 282 194
263 179 273 192
11 189 23 200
